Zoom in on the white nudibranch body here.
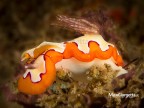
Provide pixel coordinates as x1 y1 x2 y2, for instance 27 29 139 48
22 34 127 83
18 15 127 95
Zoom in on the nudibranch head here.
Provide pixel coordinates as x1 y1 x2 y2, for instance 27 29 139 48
18 53 56 95
21 53 31 62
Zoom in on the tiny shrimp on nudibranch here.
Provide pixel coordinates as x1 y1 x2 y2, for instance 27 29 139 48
18 15 127 95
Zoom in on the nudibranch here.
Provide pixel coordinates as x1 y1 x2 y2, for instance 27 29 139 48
18 15 127 95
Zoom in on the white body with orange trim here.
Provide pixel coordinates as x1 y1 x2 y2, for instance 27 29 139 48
18 34 127 94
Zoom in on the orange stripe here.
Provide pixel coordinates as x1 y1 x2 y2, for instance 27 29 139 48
63 41 123 65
